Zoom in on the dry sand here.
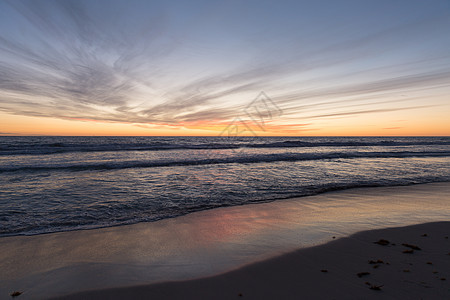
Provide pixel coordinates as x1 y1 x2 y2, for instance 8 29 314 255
56 222 450 300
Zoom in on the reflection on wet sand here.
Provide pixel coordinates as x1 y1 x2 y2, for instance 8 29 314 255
0 182 449 299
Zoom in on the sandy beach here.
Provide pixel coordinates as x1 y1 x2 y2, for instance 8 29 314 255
1 0 450 298
57 221 450 300
1 182 450 299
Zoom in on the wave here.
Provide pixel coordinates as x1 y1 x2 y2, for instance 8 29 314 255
0 142 240 155
2 179 448 237
1 139 449 156
249 140 450 148
1 151 448 173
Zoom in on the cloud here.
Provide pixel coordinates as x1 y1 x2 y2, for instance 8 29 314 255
304 105 434 120
383 127 403 130
270 67 450 121
0 0 449 130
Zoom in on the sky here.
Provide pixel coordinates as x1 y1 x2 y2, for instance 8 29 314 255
0 0 449 136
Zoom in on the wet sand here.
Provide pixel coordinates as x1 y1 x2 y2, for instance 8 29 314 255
1 182 449 299
56 221 450 300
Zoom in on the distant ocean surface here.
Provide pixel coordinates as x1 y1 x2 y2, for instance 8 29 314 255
1 136 449 236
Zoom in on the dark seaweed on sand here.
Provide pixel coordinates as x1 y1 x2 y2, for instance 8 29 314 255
373 239 390 246
357 272 370 278
10 291 22 297
402 243 421 250
369 284 383 290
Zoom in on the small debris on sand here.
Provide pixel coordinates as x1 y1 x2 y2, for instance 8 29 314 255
368 259 384 264
402 249 414 254
238 293 243 297
421 233 428 237
320 269 328 273
374 239 390 246
426 262 432 265
403 269 410 273
432 271 438 274
10 291 22 297
373 265 379 269
402 243 421 250
357 272 370 278
440 278 446 281
369 284 383 291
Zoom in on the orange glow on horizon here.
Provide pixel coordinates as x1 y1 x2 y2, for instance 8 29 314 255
1 110 449 136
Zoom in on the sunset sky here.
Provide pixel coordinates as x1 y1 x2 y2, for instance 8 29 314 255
0 0 449 136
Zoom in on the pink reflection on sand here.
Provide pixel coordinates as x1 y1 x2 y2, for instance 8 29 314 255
0 183 449 298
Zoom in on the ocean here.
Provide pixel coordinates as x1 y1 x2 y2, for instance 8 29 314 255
0 136 449 237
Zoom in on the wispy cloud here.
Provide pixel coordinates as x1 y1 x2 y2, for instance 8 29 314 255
383 127 403 130
305 105 434 120
0 0 449 132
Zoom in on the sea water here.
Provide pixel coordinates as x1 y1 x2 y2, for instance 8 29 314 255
1 136 449 236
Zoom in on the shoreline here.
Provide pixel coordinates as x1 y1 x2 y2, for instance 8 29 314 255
2 181 450 239
55 221 450 300
1 182 449 299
